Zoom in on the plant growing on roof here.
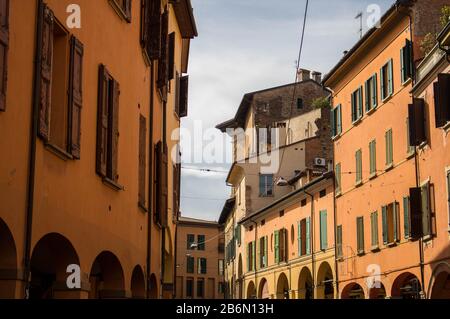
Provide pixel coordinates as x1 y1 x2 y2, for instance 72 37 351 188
311 97 331 109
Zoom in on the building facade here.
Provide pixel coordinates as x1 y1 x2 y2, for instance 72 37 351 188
0 0 197 299
175 217 225 299
323 0 449 299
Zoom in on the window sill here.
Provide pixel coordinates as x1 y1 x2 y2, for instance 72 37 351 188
381 94 393 104
138 202 148 213
386 242 397 247
357 251 365 256
406 151 415 160
369 173 377 180
371 246 380 252
418 141 428 150
423 235 433 242
402 78 412 86
336 256 344 262
443 121 450 133
108 0 131 23
385 163 394 172
352 117 363 126
335 191 342 198
366 107 376 115
45 143 74 161
355 180 363 187
102 177 124 191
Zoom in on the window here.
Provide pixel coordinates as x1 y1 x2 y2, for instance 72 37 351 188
319 210 328 250
400 39 412 84
186 278 194 298
371 211 379 249
385 129 393 167
247 241 255 271
187 234 195 250
259 174 274 197
274 229 288 263
138 115 147 208
261 220 265 226
380 59 394 100
186 256 194 274
403 196 411 239
421 182 432 237
433 73 450 128
408 98 426 146
279 210 284 217
301 198 307 207
197 258 207 274
0 0 9 112
218 282 225 294
351 87 363 123
320 189 327 198
356 216 365 254
406 118 415 155
157 9 169 94
297 98 303 109
331 104 342 137
336 225 343 258
197 278 204 298
218 259 224 276
235 225 241 246
365 74 378 112
37 10 84 159
197 235 205 250
259 236 268 268
97 65 121 185
109 0 132 22
140 0 161 61
369 140 377 176
335 163 342 194
297 218 311 256
355 149 362 185
382 202 400 245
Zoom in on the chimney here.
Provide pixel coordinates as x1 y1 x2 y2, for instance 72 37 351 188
297 68 310 82
311 71 322 83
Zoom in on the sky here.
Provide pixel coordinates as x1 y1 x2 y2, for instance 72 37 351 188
180 0 394 221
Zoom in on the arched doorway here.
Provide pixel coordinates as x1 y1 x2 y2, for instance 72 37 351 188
131 265 145 299
149 273 158 299
391 272 421 299
246 281 256 299
276 273 289 299
430 265 450 299
89 251 125 299
258 278 270 299
237 254 243 298
341 283 365 299
29 233 80 299
317 262 334 299
297 267 313 299
369 282 387 299
0 218 18 298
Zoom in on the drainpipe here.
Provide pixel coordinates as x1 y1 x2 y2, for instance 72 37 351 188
332 175 340 298
397 3 426 298
160 95 168 298
146 61 155 299
23 0 44 299
304 190 315 298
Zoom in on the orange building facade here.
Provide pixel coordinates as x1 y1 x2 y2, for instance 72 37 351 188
323 0 450 299
0 0 197 299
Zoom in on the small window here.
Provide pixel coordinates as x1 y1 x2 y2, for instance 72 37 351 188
218 259 224 276
400 39 412 84
319 189 327 198
380 59 394 100
261 219 265 226
197 258 207 275
197 278 205 298
186 278 194 298
197 235 205 250
186 256 194 274
279 210 285 217
187 234 195 250
109 0 132 23
351 87 363 123
297 98 303 109
301 199 307 207
331 104 342 137
259 174 274 197
249 225 253 232
365 74 378 112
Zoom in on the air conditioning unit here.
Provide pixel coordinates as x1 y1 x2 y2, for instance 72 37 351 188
314 158 326 167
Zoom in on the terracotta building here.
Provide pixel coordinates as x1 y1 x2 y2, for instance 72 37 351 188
0 0 197 299
323 0 449 299
175 217 225 299
216 74 333 298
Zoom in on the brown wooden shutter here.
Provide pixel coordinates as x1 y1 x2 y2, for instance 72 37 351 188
148 0 161 60
179 75 188 117
409 187 423 240
434 73 450 128
0 0 9 112
96 65 109 177
68 36 84 159
168 32 175 81
109 80 120 181
175 72 180 116
140 0 149 49
157 10 169 90
138 114 147 207
123 0 132 22
155 141 168 226
160 142 168 227
408 98 426 146
38 5 54 141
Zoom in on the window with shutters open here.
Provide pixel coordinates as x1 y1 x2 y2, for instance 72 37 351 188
157 9 169 98
331 104 342 138
421 181 433 238
0 0 9 112
382 202 400 245
109 0 132 22
297 218 310 256
154 141 168 226
37 5 84 160
356 216 365 255
400 39 412 84
365 74 378 112
259 236 268 268
380 59 393 101
96 65 121 189
140 0 161 63
351 87 363 123
433 73 450 128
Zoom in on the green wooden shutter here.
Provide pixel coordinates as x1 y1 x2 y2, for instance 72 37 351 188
256 239 260 270
369 140 376 175
297 221 302 256
247 243 250 271
388 59 394 96
358 87 363 119
380 67 385 100
351 91 356 122
320 211 328 250
385 129 393 166
372 74 378 107
365 80 370 111
336 225 343 257
252 241 256 271
357 217 364 254
371 211 379 247
393 202 399 242
274 230 279 264
382 206 388 244
421 183 431 236
335 163 341 193
306 217 311 255
403 196 411 238
356 149 362 183
264 236 268 267
337 104 342 134
331 107 336 137
400 47 405 83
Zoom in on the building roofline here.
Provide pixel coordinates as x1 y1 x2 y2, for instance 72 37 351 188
218 197 236 224
239 171 334 225
171 0 198 39
178 216 220 227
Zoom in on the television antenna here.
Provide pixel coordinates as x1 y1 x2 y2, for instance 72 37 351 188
355 11 363 39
